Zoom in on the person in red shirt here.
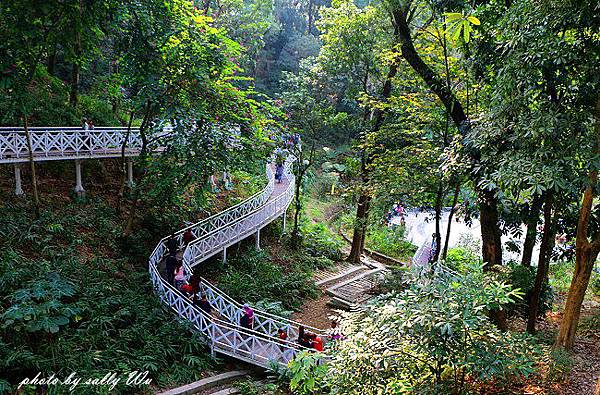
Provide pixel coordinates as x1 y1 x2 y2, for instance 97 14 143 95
312 335 324 352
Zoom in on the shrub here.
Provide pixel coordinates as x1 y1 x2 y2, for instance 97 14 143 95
288 351 329 395
505 264 554 318
591 275 600 297
218 249 317 311
325 263 540 394
300 222 343 261
444 246 479 273
546 348 573 383
77 94 121 126
366 224 417 260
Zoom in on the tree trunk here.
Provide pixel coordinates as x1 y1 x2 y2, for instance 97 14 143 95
348 192 370 263
554 244 599 348
522 196 542 266
433 181 443 262
347 22 400 263
47 44 57 76
555 97 600 350
393 6 503 273
307 0 314 35
23 116 40 219
117 111 134 214
442 183 460 260
69 1 83 108
527 192 553 333
479 187 506 331
122 102 152 238
479 188 503 268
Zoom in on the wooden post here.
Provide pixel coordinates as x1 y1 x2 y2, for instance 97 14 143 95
282 210 287 233
14 164 25 196
74 159 85 196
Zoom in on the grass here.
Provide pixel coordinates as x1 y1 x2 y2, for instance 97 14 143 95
548 260 600 299
365 224 417 261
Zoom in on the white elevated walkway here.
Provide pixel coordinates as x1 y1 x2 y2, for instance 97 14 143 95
1 127 326 368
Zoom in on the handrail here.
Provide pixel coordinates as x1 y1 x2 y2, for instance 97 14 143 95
147 155 327 367
0 128 325 367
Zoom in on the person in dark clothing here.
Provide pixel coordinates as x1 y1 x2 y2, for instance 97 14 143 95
189 273 201 301
183 229 194 246
166 234 178 255
165 254 178 286
297 325 305 344
196 294 212 315
240 303 254 330
297 325 313 348
275 163 284 183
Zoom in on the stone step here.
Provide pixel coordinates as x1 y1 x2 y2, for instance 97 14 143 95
157 371 249 395
316 265 370 287
209 388 240 395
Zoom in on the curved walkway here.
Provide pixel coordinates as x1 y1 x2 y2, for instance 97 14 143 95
1 127 325 368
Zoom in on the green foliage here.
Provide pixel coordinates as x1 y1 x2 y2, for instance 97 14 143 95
545 348 573 383
578 313 600 339
2 271 80 334
300 222 343 261
218 248 317 311
366 224 417 260
77 94 120 126
444 246 479 273
504 264 554 318
591 275 600 297
288 351 328 395
0 199 215 393
235 379 281 395
253 300 293 318
325 263 540 393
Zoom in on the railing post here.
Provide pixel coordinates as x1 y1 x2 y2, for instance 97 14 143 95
14 164 25 196
222 246 227 264
255 229 261 251
74 159 85 197
210 324 216 358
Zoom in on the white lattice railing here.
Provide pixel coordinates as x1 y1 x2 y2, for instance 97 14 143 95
148 260 306 367
411 241 431 267
0 126 323 367
0 127 143 163
148 156 326 368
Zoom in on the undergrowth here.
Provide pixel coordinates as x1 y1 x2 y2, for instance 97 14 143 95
0 199 217 394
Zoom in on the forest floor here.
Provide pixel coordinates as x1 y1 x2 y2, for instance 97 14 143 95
538 296 600 395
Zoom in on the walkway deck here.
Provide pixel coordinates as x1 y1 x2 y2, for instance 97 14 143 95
1 127 325 369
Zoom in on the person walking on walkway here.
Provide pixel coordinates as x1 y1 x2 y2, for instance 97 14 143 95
183 229 194 246
312 334 324 352
166 233 178 255
165 253 178 286
275 162 284 183
196 294 212 315
240 303 254 330
174 260 185 289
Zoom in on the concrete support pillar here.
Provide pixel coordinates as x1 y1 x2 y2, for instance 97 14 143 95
222 246 227 264
74 160 85 196
255 228 261 250
126 159 134 188
14 165 24 196
282 210 287 233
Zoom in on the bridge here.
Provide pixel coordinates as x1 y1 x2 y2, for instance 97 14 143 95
1 126 325 368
